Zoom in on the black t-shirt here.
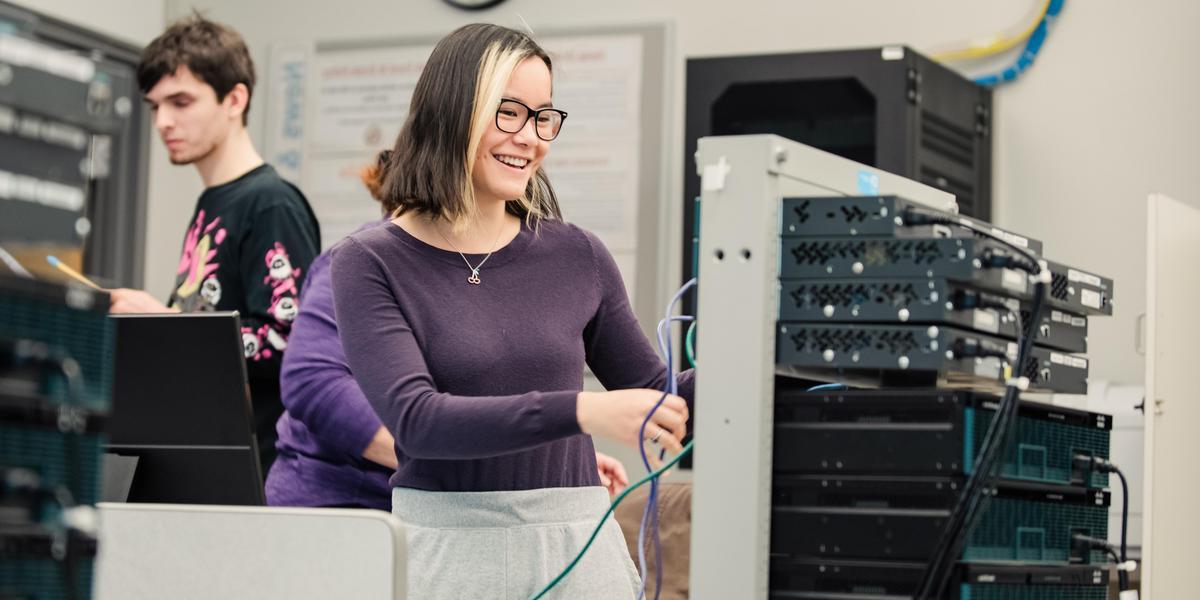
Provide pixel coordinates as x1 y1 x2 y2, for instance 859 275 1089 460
167 164 320 468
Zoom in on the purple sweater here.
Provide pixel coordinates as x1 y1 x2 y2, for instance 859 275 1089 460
265 224 393 510
331 219 692 492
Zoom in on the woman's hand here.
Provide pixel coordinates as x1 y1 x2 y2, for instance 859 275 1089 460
576 389 688 454
595 451 629 500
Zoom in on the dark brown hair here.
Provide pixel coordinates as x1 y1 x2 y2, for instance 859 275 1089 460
381 23 562 227
137 13 256 125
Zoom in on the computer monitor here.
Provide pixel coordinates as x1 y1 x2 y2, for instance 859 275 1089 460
106 312 264 505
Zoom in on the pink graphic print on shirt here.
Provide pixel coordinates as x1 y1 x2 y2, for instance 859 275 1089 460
244 242 301 360
241 327 266 360
264 242 301 298
173 210 227 306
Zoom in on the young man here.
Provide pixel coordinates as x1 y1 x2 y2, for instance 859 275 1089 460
110 15 320 474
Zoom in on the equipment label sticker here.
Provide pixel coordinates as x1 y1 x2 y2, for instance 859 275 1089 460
1001 269 1027 293
973 310 999 333
857 171 880 195
1051 352 1089 369
1068 268 1103 287
1051 310 1086 328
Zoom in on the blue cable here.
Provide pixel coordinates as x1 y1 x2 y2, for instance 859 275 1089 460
975 0 1065 86
807 383 848 392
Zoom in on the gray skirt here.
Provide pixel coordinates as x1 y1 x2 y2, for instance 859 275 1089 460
392 486 641 600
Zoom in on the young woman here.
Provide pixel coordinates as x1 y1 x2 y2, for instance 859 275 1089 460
331 23 691 598
266 152 630 511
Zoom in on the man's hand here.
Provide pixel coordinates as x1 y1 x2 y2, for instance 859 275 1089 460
596 451 629 500
109 288 178 314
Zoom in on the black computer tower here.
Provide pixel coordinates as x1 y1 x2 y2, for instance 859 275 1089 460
683 45 993 282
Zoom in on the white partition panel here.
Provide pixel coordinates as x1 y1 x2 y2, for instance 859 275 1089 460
1142 193 1200 598
95 504 406 600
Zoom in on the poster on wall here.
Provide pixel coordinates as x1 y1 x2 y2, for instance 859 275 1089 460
265 31 650 298
540 34 643 255
263 42 310 185
267 44 434 247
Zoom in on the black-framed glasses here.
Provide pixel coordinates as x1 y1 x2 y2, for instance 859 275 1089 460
495 98 568 141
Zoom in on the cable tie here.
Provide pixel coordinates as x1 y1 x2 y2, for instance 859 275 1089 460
62 505 98 536
1033 259 1052 284
1005 376 1030 390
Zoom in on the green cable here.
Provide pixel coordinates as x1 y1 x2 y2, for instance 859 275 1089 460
529 440 695 600
685 320 697 369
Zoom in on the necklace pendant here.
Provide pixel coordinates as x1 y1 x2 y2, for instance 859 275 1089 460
467 269 481 285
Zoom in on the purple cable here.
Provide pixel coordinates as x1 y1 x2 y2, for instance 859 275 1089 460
632 278 696 599
637 316 685 598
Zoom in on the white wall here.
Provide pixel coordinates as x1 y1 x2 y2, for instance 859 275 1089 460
22 0 163 46
991 1 1199 386
167 0 1199 387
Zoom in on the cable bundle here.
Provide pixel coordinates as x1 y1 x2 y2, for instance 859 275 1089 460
931 0 1067 86
531 278 698 600
902 210 1050 598
636 278 696 599
974 0 1066 86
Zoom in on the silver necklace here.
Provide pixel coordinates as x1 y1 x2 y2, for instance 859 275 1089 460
435 222 505 285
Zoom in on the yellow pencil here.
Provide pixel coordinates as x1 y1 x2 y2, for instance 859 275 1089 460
46 255 103 290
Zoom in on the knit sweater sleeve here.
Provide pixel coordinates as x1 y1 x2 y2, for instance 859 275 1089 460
579 229 694 402
278 254 382 459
